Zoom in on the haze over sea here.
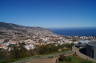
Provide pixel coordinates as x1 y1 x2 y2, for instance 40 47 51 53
50 28 96 36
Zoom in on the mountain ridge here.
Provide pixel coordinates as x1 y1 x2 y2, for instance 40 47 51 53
0 22 55 41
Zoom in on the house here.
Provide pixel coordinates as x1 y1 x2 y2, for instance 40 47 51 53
0 44 8 49
24 44 35 50
0 44 4 48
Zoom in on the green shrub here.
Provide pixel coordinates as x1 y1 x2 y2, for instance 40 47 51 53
81 60 93 63
64 56 72 62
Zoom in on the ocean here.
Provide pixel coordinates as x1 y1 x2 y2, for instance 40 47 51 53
50 28 96 36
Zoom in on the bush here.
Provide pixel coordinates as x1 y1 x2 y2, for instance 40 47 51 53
64 56 72 62
59 54 65 61
81 61 93 63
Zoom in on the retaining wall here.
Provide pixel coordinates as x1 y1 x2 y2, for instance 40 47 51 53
72 46 96 62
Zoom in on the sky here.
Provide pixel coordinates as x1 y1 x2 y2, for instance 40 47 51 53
0 0 96 28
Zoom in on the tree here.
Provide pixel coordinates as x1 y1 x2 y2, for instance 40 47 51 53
10 43 30 59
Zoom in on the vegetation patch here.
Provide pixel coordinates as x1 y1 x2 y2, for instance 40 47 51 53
60 56 96 63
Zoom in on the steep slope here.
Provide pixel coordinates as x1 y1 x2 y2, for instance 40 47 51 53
0 22 54 40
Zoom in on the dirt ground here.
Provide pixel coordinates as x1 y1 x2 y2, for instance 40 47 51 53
26 57 58 63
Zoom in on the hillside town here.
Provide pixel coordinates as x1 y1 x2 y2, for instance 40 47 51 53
0 34 73 51
0 34 96 51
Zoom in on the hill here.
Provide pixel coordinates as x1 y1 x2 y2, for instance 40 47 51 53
0 22 55 41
